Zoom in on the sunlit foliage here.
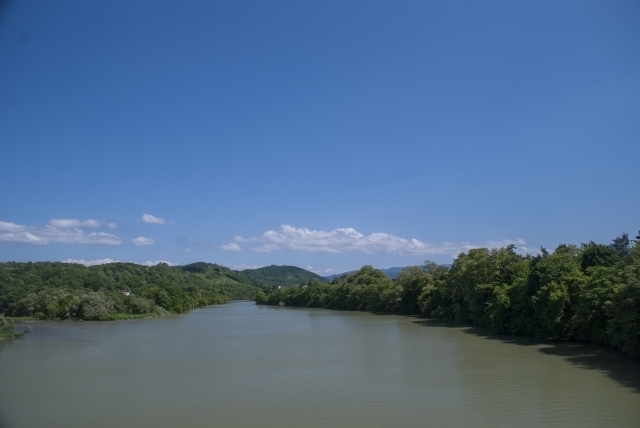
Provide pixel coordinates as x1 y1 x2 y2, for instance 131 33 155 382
0 262 261 320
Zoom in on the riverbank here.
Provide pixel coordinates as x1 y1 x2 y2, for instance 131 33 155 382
0 331 23 340
256 237 640 360
0 261 260 322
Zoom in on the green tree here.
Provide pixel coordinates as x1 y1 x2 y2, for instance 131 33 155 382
81 292 115 320
580 242 619 271
511 245 585 339
418 261 451 318
610 233 631 259
443 245 527 327
396 266 429 314
607 281 640 358
573 266 622 343
0 314 15 334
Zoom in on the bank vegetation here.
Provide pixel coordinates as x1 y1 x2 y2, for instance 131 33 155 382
256 232 640 359
0 262 261 321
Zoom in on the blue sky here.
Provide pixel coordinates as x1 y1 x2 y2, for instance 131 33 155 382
1 0 638 275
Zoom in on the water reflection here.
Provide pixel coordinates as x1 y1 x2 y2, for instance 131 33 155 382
412 318 640 393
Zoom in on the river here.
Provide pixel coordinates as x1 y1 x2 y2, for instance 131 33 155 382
1 301 639 427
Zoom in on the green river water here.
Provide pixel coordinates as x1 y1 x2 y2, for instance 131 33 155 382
1 300 639 427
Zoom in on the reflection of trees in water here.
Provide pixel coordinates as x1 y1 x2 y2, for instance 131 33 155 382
413 319 640 394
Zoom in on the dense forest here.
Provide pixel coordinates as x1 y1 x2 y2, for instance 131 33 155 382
241 265 329 287
325 266 429 281
256 232 640 359
0 262 261 321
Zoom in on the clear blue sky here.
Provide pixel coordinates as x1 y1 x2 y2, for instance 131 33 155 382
1 0 638 275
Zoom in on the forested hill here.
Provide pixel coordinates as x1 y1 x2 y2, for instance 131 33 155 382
326 265 453 281
180 262 263 287
0 261 261 321
241 265 329 287
326 267 407 281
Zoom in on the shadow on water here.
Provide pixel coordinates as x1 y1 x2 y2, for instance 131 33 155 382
412 318 640 394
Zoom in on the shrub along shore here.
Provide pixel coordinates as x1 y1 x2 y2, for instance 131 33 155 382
256 232 640 360
0 315 22 339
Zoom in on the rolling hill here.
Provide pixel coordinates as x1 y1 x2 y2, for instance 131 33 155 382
240 265 330 287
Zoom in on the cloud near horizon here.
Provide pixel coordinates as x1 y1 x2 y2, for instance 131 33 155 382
62 258 176 267
234 225 533 256
132 236 155 246
305 265 334 275
0 220 122 245
142 213 165 224
222 263 264 270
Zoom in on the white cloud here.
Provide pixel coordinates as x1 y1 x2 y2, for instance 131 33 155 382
305 266 334 275
221 243 242 251
49 218 108 228
40 227 122 245
132 236 155 246
142 213 165 224
0 221 47 244
234 225 532 256
62 259 177 267
0 221 27 233
140 260 176 266
233 235 259 243
63 258 121 266
0 220 122 245
223 263 264 270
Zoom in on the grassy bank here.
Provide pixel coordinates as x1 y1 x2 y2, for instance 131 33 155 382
0 332 23 339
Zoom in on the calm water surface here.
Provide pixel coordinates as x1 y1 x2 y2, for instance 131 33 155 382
1 301 639 427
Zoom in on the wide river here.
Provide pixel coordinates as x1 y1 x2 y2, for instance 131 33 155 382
1 301 639 427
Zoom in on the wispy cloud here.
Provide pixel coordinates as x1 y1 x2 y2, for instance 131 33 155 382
0 220 122 245
222 263 264 270
140 260 176 266
234 225 532 256
221 243 242 251
165 247 193 253
142 213 165 224
48 218 116 229
63 259 176 267
63 258 121 266
132 236 155 246
305 265 334 275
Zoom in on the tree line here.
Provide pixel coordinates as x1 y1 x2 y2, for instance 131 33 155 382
255 232 640 359
0 262 261 321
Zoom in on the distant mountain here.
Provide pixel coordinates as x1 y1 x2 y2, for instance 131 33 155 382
326 264 452 281
240 265 330 287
